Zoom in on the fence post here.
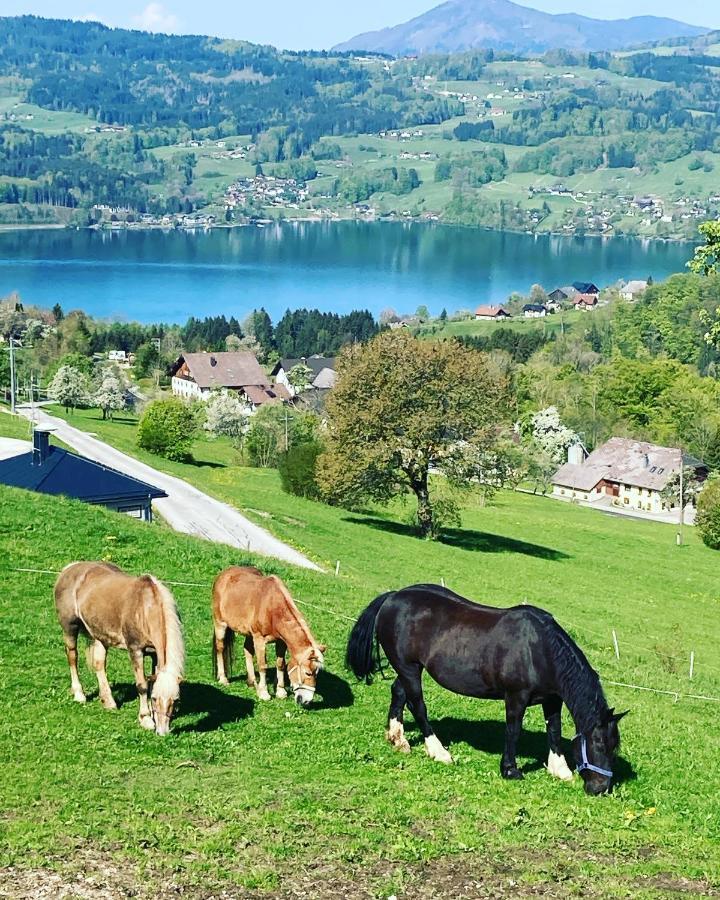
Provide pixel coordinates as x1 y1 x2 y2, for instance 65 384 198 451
612 630 620 660
335 560 340 577
440 577 445 588
689 651 695 681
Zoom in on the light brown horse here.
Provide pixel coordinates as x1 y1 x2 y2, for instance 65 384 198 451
54 562 185 735
212 566 326 706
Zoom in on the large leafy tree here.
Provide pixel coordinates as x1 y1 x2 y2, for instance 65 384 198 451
94 369 125 420
317 331 510 538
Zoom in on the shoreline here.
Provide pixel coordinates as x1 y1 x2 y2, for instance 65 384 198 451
0 217 698 245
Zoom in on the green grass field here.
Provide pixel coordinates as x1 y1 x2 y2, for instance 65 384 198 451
1 409 720 896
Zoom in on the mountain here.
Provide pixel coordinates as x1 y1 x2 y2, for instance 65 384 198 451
333 0 709 56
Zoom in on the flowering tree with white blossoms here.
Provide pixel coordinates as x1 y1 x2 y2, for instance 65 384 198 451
94 370 126 420
526 406 579 493
203 389 248 444
47 365 90 413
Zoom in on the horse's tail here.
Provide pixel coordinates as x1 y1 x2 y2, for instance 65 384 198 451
146 576 185 698
212 625 235 680
346 592 394 682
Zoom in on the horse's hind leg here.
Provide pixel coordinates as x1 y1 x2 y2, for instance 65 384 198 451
63 627 86 703
501 691 530 779
542 695 573 781
253 636 271 701
89 641 117 710
130 648 155 731
400 666 453 764
386 678 411 753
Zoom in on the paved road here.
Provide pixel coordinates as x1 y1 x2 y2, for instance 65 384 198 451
15 406 321 571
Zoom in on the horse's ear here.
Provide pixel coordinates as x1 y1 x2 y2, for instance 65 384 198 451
318 643 328 653
613 709 630 722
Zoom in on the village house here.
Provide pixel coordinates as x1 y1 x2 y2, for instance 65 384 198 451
475 305 511 321
551 437 707 515
522 303 547 318
572 293 598 311
271 356 337 398
620 280 649 302
0 426 166 521
571 281 600 295
170 352 290 411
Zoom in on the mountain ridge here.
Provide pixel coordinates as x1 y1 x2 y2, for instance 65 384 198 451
333 0 709 56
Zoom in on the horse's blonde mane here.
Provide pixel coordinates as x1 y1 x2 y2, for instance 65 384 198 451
148 576 184 700
269 575 321 660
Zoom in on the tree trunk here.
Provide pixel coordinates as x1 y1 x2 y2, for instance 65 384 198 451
411 473 434 539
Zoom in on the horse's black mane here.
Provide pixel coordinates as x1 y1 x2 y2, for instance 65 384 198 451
525 607 608 733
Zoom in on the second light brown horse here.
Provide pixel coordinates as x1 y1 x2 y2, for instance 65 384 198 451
212 566 326 706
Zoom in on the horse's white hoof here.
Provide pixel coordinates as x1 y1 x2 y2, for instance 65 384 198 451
101 697 118 711
139 715 155 731
73 692 86 703
218 677 230 687
276 687 288 700
547 750 574 781
425 734 453 764
258 690 272 701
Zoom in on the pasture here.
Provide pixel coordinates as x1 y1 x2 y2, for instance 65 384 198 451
1 409 720 896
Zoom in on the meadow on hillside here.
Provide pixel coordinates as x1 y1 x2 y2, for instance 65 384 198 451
1 409 719 897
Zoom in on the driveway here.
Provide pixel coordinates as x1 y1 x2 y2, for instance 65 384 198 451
14 406 321 571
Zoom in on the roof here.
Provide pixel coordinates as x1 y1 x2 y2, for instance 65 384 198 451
623 280 648 295
572 281 599 294
0 445 167 505
475 305 509 317
243 383 291 406
522 304 546 312
273 356 337 378
548 288 569 299
552 437 704 493
311 367 337 389
572 293 598 306
173 352 267 390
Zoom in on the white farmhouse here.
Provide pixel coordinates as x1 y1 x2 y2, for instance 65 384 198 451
170 352 290 411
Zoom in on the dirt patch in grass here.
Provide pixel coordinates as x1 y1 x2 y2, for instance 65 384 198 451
4 849 717 900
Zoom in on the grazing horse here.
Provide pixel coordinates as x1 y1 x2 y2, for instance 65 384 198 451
346 584 627 794
54 562 184 735
212 566 326 706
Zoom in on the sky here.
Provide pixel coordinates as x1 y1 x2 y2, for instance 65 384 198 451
1 0 717 50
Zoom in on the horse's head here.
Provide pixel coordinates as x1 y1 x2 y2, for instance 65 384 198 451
151 670 181 736
288 644 327 706
573 708 628 795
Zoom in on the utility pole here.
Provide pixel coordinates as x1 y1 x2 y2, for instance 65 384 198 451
678 449 684 547
9 336 17 415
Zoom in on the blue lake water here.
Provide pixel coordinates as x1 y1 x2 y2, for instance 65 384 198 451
0 222 695 323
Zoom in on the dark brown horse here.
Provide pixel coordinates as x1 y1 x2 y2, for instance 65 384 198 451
347 584 626 794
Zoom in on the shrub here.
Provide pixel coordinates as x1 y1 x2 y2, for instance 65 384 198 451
137 398 197 461
278 441 322 499
696 478 720 549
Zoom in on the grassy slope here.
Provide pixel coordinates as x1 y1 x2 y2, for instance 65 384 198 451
1 410 718 895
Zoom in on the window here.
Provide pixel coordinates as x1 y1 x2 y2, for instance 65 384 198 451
650 466 657 473
658 467 664 474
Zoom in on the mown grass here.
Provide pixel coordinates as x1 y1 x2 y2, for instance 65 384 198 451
1 410 720 895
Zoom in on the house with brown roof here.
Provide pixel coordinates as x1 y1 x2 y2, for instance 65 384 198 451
170 352 290 411
475 305 511 321
572 293 598 311
552 437 707 514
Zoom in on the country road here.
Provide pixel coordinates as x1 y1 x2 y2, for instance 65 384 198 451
14 406 321 571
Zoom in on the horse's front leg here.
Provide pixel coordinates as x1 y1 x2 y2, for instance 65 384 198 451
502 691 530 779
90 641 117 710
542 696 574 781
254 635 271 701
275 640 288 699
401 666 452 764
130 648 155 731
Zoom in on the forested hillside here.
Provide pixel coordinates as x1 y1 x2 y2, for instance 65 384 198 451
1 16 720 238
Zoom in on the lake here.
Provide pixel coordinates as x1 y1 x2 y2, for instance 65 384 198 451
0 222 694 323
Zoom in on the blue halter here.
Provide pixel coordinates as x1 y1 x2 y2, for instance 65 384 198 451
574 734 613 779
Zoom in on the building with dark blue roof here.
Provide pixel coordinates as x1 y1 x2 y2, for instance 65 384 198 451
0 426 167 521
